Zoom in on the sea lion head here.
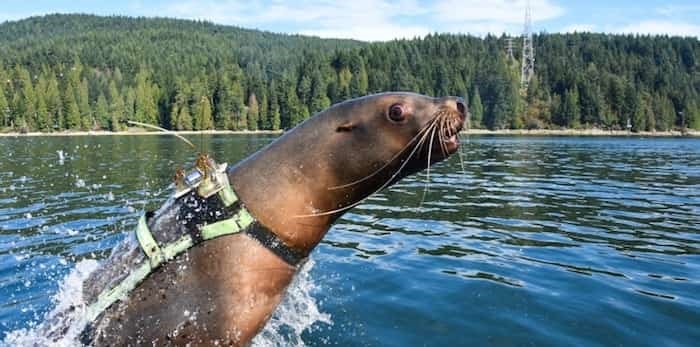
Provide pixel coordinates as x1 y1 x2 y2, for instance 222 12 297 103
321 92 467 194
230 92 467 240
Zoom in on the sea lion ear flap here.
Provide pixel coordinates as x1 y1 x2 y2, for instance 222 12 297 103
336 122 356 132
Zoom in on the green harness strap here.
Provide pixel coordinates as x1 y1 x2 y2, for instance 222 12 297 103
84 177 253 322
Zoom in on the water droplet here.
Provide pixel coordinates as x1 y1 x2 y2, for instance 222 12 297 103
57 150 65 165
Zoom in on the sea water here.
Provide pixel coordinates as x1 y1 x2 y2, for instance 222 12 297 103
0 135 698 346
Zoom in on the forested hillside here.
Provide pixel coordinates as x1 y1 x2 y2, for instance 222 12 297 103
0 14 698 132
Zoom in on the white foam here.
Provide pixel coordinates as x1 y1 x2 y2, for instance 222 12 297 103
3 259 100 347
252 258 332 347
3 258 331 346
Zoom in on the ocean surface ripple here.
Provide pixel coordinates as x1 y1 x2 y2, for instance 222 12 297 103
0 135 698 346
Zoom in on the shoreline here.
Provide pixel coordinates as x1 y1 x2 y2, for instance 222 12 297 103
0 128 698 138
0 129 285 137
462 129 699 137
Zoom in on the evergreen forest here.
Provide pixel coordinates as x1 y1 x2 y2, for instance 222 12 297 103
0 14 699 132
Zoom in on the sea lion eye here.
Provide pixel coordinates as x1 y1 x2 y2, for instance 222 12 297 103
388 104 406 122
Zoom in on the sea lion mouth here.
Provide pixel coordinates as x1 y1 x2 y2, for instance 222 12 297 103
442 134 459 152
431 108 464 157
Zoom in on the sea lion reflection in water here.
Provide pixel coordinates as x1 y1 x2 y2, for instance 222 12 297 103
74 92 467 345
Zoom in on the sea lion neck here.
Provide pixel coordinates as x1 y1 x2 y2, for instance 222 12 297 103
227 110 351 254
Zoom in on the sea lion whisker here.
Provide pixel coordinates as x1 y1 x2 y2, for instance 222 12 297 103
455 132 467 175
328 117 439 190
414 123 435 161
296 118 435 218
437 116 449 157
456 142 467 175
419 125 438 208
416 121 436 155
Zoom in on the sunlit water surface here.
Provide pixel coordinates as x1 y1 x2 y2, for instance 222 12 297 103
0 135 699 346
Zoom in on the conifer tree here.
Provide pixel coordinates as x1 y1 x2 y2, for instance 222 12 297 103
95 93 109 129
631 93 646 132
34 75 50 131
247 93 259 131
507 61 523 129
79 78 92 129
337 68 352 100
259 92 269 130
36 89 49 131
643 94 655 132
14 66 36 130
469 89 483 128
309 71 331 115
123 87 136 122
560 88 581 128
0 83 10 128
194 96 213 130
134 68 158 124
45 75 62 129
268 91 281 131
621 82 638 129
63 87 80 129
297 75 312 106
108 81 125 131
169 102 180 131
176 102 192 130
280 73 303 128
350 58 369 96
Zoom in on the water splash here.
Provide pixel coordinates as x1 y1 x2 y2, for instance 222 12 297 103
3 260 100 347
253 258 332 347
2 258 330 346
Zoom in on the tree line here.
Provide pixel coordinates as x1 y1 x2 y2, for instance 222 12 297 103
0 14 698 132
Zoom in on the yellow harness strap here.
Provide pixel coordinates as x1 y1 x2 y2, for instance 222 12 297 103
84 179 253 322
135 215 163 268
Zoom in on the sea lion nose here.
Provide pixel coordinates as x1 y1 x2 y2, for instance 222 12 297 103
455 97 467 120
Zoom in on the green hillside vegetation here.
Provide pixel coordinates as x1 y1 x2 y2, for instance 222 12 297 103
0 14 698 132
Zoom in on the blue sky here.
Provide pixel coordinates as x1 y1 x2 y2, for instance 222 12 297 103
1 0 699 41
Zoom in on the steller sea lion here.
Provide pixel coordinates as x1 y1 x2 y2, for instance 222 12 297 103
69 92 466 346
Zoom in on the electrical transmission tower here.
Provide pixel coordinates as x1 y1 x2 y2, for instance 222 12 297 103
520 0 535 91
505 37 515 60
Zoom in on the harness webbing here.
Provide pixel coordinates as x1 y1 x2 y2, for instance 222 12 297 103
84 174 257 323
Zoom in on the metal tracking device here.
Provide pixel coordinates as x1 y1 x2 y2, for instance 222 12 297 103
174 153 229 199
